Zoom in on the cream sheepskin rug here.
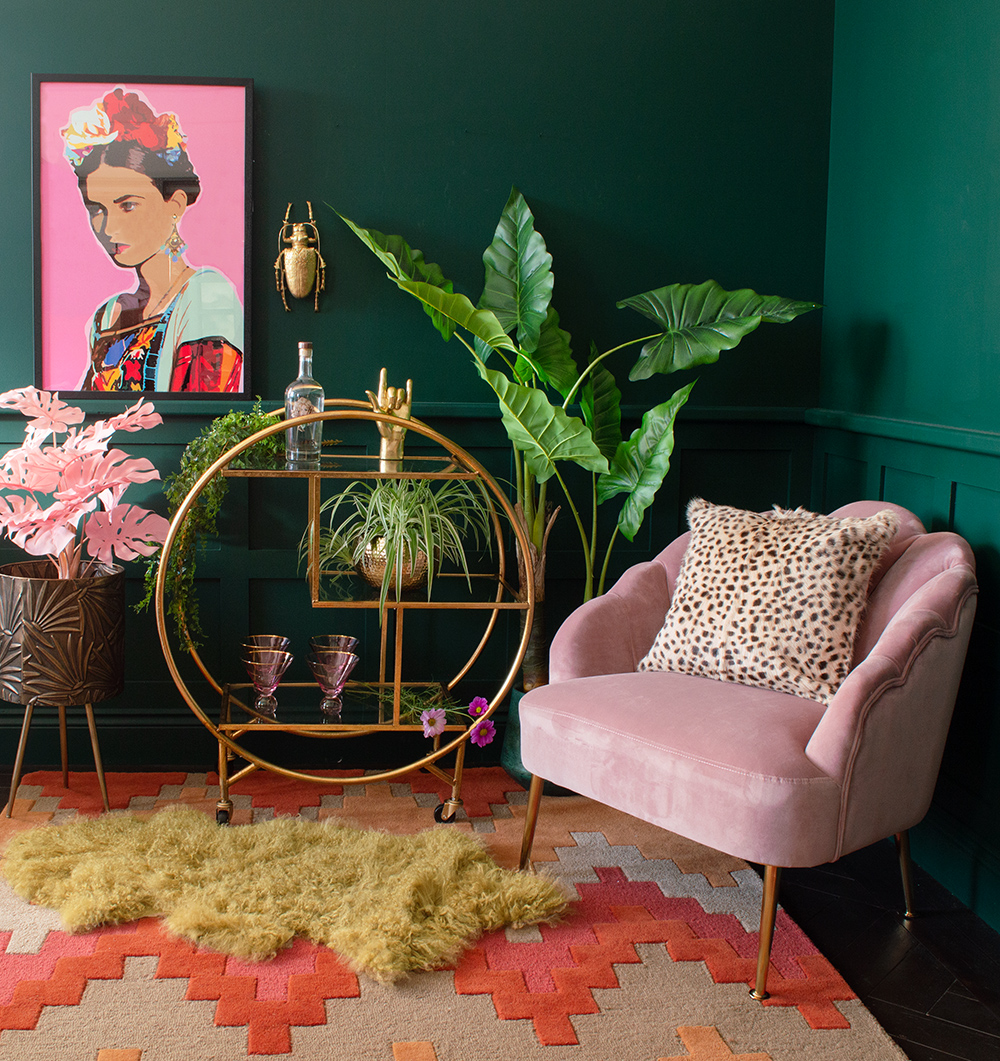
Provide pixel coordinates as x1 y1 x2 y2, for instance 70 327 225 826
1 804 569 982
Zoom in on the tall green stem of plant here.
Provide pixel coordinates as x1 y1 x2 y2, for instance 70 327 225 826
561 336 657 410
532 479 548 552
597 525 620 598
551 466 594 601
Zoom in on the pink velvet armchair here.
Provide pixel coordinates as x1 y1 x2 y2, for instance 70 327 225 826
516 501 978 1001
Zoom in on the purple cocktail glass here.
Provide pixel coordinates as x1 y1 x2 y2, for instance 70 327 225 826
244 634 291 652
241 648 293 718
309 634 358 654
306 650 359 720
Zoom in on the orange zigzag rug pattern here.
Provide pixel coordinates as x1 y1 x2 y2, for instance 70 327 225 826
0 768 906 1061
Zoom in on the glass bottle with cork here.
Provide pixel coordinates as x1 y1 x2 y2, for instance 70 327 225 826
285 341 324 468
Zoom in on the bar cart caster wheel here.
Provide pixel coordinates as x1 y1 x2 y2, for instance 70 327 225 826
216 802 232 826
434 799 462 823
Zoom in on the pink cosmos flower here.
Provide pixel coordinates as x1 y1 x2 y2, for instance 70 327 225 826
421 708 447 738
0 388 167 578
470 719 496 747
468 696 489 717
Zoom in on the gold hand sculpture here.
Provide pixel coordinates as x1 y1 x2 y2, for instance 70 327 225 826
366 367 414 471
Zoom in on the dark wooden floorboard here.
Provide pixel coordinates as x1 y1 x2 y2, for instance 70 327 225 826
3 766 1000 1059
776 842 1000 1061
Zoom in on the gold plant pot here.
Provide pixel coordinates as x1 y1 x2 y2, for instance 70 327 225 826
0 560 125 706
357 540 428 594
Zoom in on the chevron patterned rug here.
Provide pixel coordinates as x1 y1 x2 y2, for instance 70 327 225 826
0 767 905 1060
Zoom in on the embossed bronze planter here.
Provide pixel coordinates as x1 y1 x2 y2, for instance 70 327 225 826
0 560 125 705
0 560 124 816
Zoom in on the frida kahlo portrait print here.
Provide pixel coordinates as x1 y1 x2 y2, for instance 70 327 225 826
33 78 251 395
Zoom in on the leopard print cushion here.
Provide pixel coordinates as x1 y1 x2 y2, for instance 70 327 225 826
637 498 901 704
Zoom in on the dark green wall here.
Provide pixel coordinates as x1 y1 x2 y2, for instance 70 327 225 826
822 0 1000 430
820 0 1000 927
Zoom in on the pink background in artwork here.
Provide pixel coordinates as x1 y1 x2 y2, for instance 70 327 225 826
38 81 247 391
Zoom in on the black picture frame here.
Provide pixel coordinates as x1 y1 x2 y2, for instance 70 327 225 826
32 75 252 398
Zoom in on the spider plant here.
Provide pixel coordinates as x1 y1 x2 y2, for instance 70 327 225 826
312 477 493 616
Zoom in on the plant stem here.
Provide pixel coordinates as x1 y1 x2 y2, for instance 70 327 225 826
515 449 532 524
597 525 620 597
523 466 538 549
553 466 593 600
588 474 599 602
561 334 658 409
532 480 548 552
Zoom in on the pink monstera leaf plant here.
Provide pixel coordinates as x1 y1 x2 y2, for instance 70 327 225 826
0 387 170 580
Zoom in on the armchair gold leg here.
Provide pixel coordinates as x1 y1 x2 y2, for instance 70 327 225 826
519 774 545 871
751 864 782 1001
895 831 916 919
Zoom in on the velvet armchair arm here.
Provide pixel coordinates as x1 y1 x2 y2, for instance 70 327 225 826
549 534 690 683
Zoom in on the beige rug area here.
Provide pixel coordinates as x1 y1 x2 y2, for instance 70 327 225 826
0 767 909 1060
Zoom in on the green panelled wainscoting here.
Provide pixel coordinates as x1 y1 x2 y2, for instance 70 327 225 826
810 411 1000 932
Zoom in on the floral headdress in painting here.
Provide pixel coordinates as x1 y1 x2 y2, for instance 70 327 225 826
61 88 187 169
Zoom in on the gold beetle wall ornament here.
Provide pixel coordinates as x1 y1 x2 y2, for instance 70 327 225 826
275 202 326 311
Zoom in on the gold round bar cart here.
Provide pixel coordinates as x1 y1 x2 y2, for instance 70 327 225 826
154 402 535 823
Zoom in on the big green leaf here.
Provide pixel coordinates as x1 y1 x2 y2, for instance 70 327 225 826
597 382 696 540
530 306 579 398
395 280 517 355
511 305 578 392
479 188 553 354
473 356 607 482
619 280 820 381
580 341 622 464
338 213 456 340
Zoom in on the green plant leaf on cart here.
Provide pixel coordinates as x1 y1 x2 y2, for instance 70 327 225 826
479 187 554 355
580 341 623 464
597 381 696 540
338 213 457 340
619 280 820 381
394 279 517 355
312 477 492 619
473 355 607 482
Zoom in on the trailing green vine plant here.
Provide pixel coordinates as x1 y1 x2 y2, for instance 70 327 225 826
138 400 285 649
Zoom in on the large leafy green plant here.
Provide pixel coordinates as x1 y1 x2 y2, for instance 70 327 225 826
339 190 818 686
